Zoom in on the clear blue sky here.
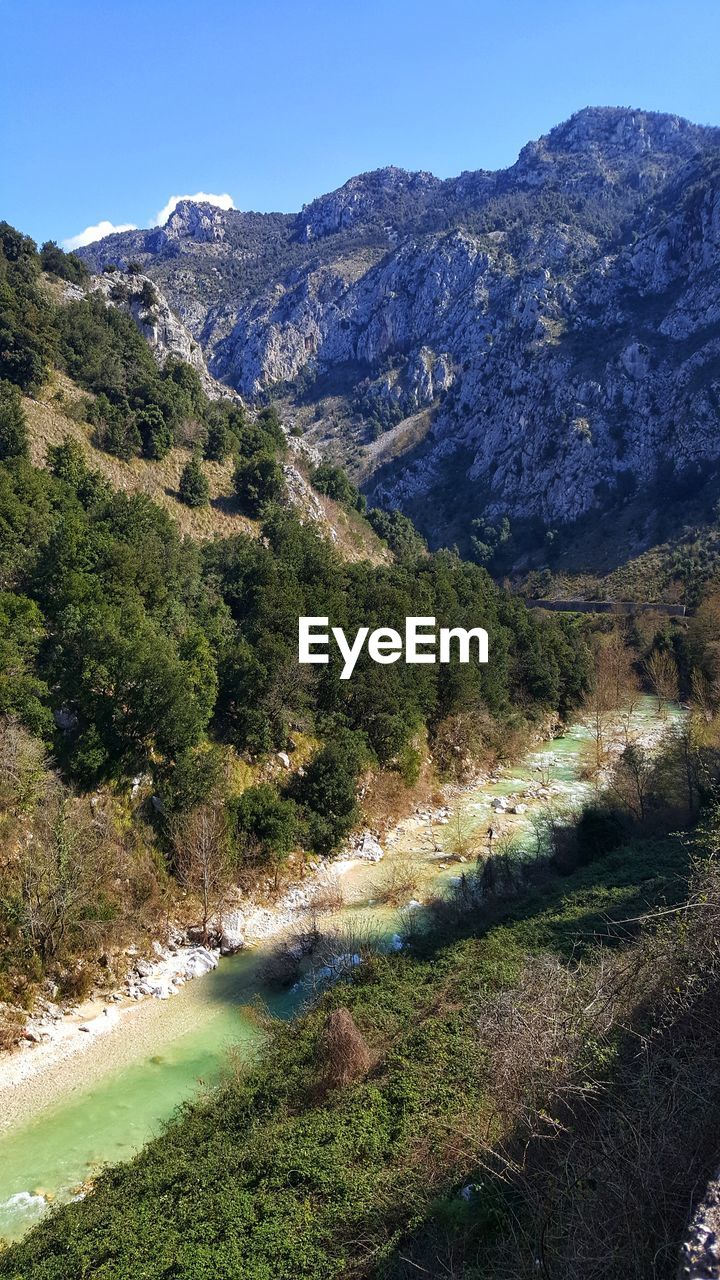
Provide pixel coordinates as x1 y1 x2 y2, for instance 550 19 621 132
3 0 720 246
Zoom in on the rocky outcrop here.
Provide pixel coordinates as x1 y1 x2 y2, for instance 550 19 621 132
79 108 720 546
91 272 222 397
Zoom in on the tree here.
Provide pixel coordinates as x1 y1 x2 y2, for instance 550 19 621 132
609 743 654 823
0 379 28 459
203 414 233 463
234 453 285 516
171 804 230 943
39 241 89 285
311 462 363 511
294 730 367 855
234 783 298 887
47 436 89 486
0 593 52 737
643 649 679 717
583 633 639 775
138 405 174 460
18 789 123 962
179 455 210 507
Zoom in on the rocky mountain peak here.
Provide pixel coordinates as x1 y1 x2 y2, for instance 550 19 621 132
77 106 720 557
548 105 708 153
297 165 441 240
160 200 232 243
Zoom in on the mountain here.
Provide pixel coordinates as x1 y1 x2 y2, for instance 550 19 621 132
79 107 720 564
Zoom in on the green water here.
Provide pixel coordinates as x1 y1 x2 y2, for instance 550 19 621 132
0 697 678 1241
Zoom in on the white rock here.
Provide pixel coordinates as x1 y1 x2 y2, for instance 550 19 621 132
357 831 384 862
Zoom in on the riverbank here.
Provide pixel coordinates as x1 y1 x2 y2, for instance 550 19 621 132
0 699 681 1242
0 700 677 1105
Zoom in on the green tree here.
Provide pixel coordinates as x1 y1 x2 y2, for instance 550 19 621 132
293 730 367 854
203 413 233 463
179 455 210 508
0 592 52 737
234 783 297 882
138 405 174 460
39 240 89 285
234 453 285 516
0 380 28 459
312 462 363 511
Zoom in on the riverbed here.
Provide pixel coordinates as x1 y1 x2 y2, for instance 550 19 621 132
0 697 678 1241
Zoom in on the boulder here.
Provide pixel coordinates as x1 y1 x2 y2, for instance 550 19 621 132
357 832 384 862
219 913 245 956
183 946 219 979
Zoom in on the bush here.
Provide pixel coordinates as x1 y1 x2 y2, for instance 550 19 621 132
312 462 364 511
179 455 210 507
0 379 28 459
203 414 234 463
138 405 174 460
39 240 89 285
316 1007 372 1091
294 730 367 854
234 452 285 516
234 783 298 872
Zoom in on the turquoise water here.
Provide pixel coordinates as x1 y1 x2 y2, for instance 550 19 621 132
0 696 678 1241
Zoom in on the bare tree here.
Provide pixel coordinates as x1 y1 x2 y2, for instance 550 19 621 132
18 789 117 961
583 634 640 776
172 805 230 943
609 743 654 823
643 649 679 717
691 667 720 723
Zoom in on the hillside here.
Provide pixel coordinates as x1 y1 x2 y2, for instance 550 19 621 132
79 107 720 572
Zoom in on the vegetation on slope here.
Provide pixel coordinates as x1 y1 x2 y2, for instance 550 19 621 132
0 218 596 1013
3 713 720 1278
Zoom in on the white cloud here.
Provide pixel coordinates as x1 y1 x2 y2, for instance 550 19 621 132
152 192 235 226
62 219 138 250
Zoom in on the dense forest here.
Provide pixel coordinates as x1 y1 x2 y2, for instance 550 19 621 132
0 221 592 1009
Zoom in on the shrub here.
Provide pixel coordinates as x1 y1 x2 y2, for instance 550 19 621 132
0 379 28 459
234 452 285 516
234 783 298 872
138 405 174 460
316 1007 372 1091
39 240 89 285
179 455 210 507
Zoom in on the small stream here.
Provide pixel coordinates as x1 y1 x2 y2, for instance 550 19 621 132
0 697 678 1241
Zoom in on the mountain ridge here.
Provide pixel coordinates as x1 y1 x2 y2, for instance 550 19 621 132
78 106 720 562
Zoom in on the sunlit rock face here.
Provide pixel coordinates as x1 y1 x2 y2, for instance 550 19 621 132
79 109 720 542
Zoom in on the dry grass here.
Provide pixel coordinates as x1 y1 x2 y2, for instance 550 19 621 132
24 374 253 541
316 1007 372 1092
371 856 424 907
0 1007 26 1051
22 374 389 561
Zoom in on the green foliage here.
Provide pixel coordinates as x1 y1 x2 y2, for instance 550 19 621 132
203 410 234 462
138 404 174 460
0 593 52 737
0 222 56 393
311 462 364 512
292 729 367 853
39 240 89 285
0 379 28 459
367 506 428 563
234 783 298 867
234 451 285 516
179 455 210 507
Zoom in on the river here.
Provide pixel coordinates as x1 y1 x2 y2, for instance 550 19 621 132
0 697 677 1241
